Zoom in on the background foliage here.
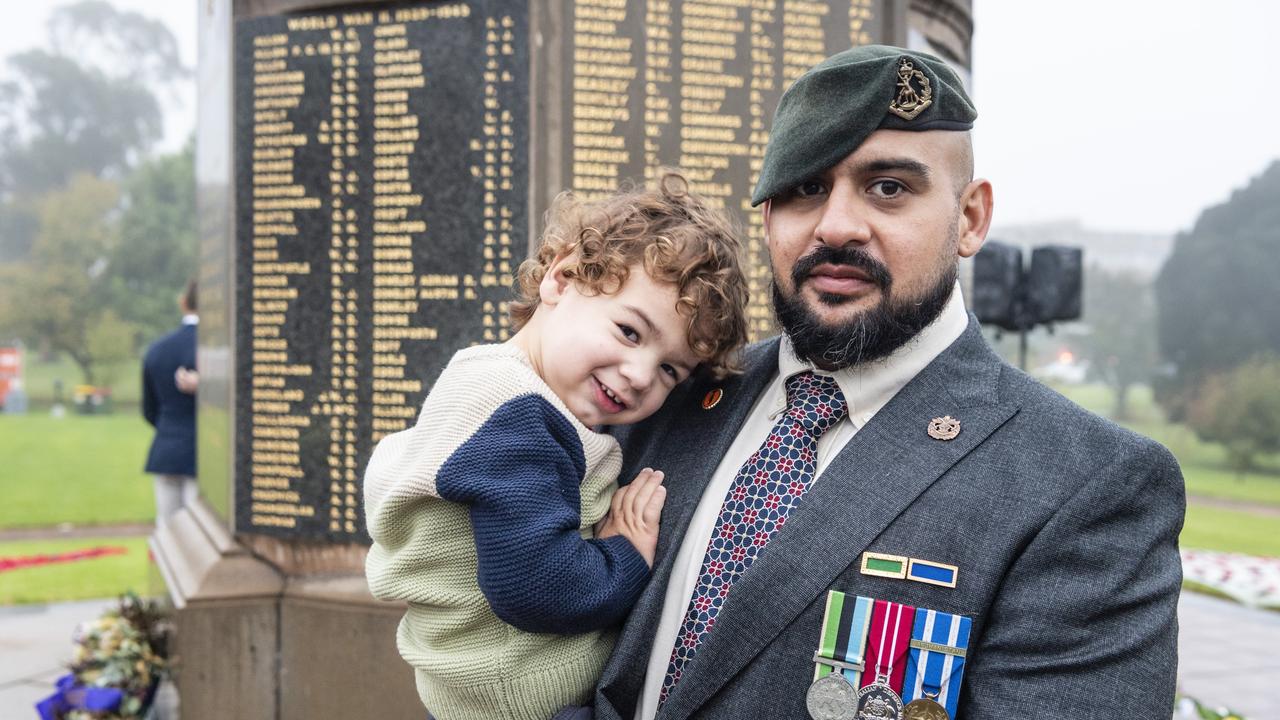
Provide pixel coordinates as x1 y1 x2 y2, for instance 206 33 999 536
0 0 193 381
1186 357 1280 477
1155 161 1280 420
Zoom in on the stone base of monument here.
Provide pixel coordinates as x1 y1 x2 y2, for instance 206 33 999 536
150 499 421 719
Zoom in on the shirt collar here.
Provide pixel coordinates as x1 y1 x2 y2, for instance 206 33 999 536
182 314 199 326
775 282 968 425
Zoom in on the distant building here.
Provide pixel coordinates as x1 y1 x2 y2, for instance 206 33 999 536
988 220 1173 279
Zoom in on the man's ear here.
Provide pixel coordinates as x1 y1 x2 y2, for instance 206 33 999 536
956 178 994 258
538 253 575 305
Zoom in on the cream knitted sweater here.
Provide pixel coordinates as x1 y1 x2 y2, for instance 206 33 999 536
364 344 650 719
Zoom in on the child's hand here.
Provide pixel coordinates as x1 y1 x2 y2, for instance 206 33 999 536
598 468 666 568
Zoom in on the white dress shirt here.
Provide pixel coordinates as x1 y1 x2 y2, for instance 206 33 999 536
634 283 969 719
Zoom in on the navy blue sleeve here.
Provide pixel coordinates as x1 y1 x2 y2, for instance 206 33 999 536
436 394 651 634
141 350 158 427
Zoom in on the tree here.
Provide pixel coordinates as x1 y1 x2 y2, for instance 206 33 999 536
46 1 187 88
1187 357 1280 478
106 141 196 340
0 173 129 384
85 308 138 388
0 1 193 374
0 145 195 377
1154 161 1280 419
1078 267 1158 420
0 1 188 259
0 50 160 197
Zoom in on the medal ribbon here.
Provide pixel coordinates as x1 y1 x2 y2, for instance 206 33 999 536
813 591 874 686
901 609 972 719
860 599 915 693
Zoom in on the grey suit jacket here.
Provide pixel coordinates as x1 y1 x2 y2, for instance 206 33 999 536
595 318 1184 719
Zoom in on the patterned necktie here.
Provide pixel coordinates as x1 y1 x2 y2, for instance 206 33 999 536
659 371 848 704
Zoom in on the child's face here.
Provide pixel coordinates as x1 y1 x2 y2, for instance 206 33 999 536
530 262 701 427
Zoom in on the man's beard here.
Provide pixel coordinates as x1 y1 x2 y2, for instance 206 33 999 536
772 244 957 370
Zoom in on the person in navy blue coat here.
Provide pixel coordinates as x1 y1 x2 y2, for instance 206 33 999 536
142 279 199 528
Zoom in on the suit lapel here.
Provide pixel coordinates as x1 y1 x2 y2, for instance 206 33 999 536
597 339 780 708
660 321 1019 719
653 338 782 567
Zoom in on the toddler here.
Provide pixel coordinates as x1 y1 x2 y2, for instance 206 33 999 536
364 172 749 720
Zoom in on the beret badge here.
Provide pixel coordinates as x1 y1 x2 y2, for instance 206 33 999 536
888 58 933 121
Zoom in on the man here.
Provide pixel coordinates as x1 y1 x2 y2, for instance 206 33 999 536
142 279 199 529
593 46 1183 719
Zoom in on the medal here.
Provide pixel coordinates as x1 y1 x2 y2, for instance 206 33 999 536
809 592 875 720
901 609 973 719
856 599 915 720
806 672 859 720
855 678 903 719
903 696 949 720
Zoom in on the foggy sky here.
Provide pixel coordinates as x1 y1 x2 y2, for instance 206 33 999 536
2 0 1276 237
973 0 1280 235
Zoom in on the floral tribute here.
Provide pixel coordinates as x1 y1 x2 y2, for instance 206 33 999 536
1176 694 1249 720
1181 548 1280 608
36 592 171 720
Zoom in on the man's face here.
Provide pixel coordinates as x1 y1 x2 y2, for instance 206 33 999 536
763 129 986 368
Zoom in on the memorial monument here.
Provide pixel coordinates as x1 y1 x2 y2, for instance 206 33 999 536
154 1 972 716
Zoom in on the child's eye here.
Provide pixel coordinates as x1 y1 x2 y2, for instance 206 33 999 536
661 363 679 380
618 324 639 342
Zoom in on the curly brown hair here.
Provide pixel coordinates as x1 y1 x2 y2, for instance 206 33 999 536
511 171 749 377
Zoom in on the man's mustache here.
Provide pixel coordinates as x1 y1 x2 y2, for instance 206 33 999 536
790 246 892 290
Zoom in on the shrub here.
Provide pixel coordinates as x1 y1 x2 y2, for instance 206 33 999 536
1187 356 1280 477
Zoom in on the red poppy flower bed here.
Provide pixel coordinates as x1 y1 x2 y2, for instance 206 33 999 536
0 546 127 573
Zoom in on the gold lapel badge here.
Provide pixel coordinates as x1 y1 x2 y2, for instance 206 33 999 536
889 58 933 121
927 416 960 441
702 388 723 410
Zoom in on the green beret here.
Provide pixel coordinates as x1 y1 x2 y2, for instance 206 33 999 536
751 45 976 206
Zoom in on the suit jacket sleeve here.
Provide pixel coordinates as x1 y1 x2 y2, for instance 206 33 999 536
436 394 651 635
141 352 158 427
961 442 1185 717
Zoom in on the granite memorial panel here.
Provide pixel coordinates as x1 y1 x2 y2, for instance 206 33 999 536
232 0 890 541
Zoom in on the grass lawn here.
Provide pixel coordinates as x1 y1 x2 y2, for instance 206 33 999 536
1180 504 1280 558
20 353 142 408
0 536 153 605
0 413 155 528
1050 383 1280 507
1048 382 1280 562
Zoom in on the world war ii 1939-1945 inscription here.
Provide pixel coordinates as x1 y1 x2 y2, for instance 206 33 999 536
233 0 885 541
234 1 529 539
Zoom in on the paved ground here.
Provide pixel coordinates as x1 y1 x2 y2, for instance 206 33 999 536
1177 592 1280 718
0 599 117 715
0 522 153 542
0 598 177 718
0 591 1274 718
1186 494 1280 518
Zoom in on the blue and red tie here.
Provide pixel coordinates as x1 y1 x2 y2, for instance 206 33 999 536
659 371 848 704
